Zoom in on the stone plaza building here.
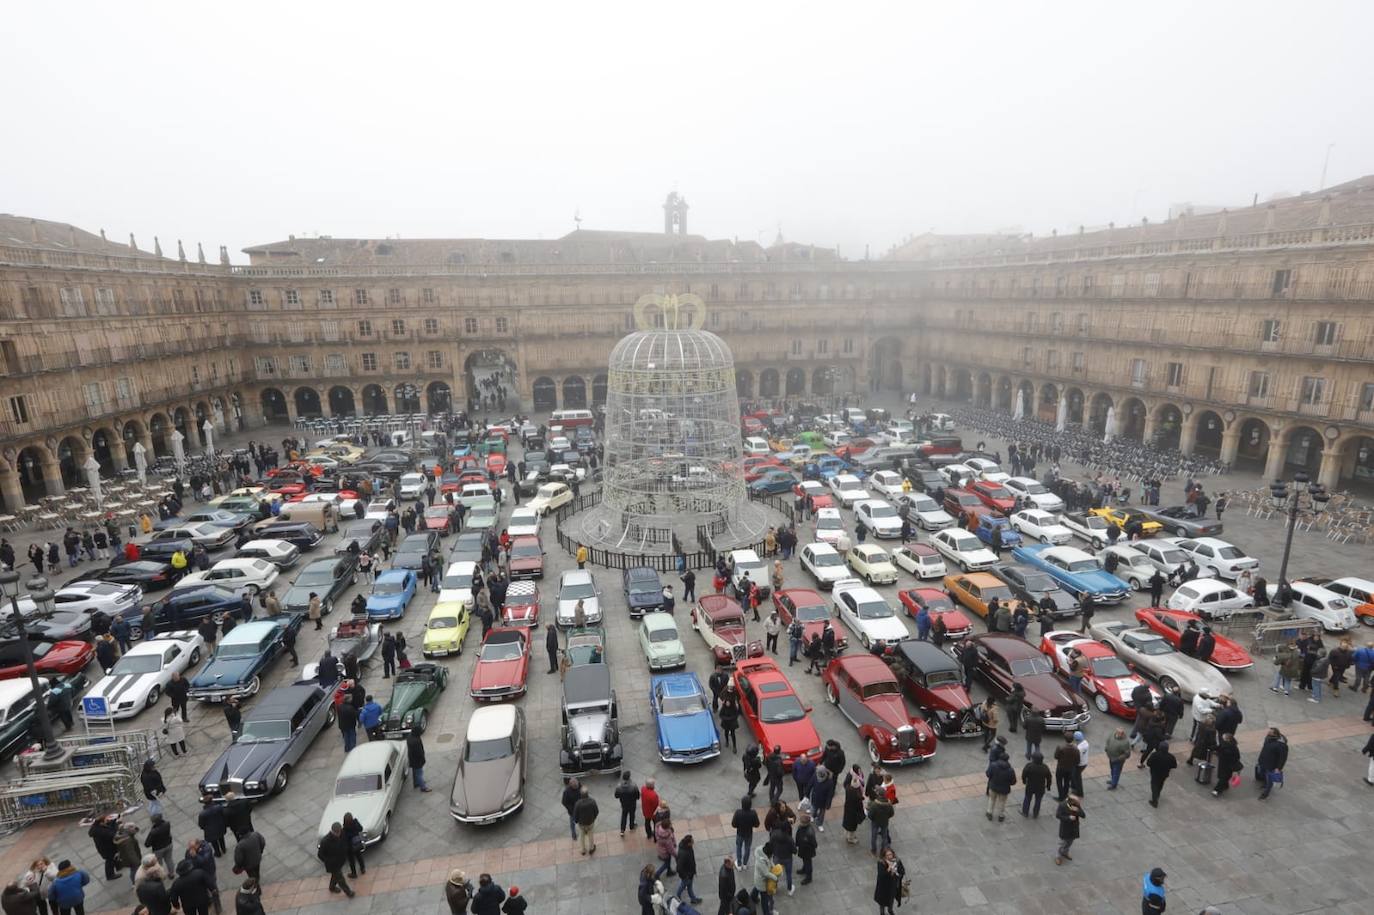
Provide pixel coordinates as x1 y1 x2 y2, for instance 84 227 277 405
3 179 1374 509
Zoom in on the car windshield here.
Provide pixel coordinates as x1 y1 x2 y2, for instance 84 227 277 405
925 669 960 687
237 719 290 742
1083 517 1107 529
950 535 979 550
335 774 382 795
867 505 897 519
424 508 449 520
816 516 843 531
510 542 541 559
373 579 408 595
856 599 893 620
297 567 336 585
1021 482 1047 494
982 486 1010 498
910 497 938 512
1089 657 1131 678
1134 638 1172 656
794 602 828 622
464 736 513 762
759 695 806 723
1009 657 1053 676
1157 549 1186 564
813 553 842 567
1023 573 1059 591
629 581 658 595
482 639 524 661
110 655 162 675
1065 559 1098 573
429 616 458 630
219 641 269 660
648 627 678 643
661 693 706 715
1216 547 1246 559
561 581 595 600
838 481 863 492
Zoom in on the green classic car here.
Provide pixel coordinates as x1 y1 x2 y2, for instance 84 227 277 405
380 663 449 736
565 627 606 667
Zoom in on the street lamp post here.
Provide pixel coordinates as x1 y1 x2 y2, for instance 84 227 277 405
1268 470 1329 601
0 571 68 763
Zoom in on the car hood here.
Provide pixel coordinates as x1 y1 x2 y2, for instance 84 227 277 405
1069 569 1129 591
1207 639 1254 669
867 516 901 530
424 626 461 646
756 715 821 757
471 658 523 691
366 594 407 615
861 693 912 732
557 597 601 620
282 586 317 610
204 740 284 786
568 710 611 745
86 670 161 708
317 794 388 841
711 622 749 645
1016 673 1084 714
646 638 685 658
509 556 543 571
451 756 520 816
627 590 662 609
1142 654 1232 695
658 710 717 751
812 565 848 582
1091 674 1151 703
923 682 973 712
1038 590 1079 612
190 657 260 689
859 617 909 641
931 608 972 632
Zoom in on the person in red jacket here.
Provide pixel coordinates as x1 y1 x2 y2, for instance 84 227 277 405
639 779 660 841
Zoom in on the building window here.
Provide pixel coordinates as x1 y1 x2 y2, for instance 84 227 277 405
115 378 133 403
427 350 444 369
1110 275 1126 297
360 353 378 371
1360 383 1374 413
254 357 277 376
709 283 720 300
842 337 854 354
1021 347 1033 367
172 288 187 310
422 288 435 304
1082 275 1095 293
1247 371 1270 399
83 382 104 408
95 287 116 313
1076 313 1089 334
1260 319 1281 343
423 318 439 335
1299 376 1325 405
1166 362 1184 387
817 339 828 354
387 288 402 305
393 352 411 371
289 355 311 374
495 317 508 334
1071 352 1085 373
59 287 85 315
391 318 406 336
1047 350 1061 369
357 320 373 336
248 289 264 308
790 339 802 355
1143 273 1161 296
1026 312 1039 332
1048 312 1063 334
1314 321 1340 346
1130 359 1147 386
354 288 369 306
9 395 30 425
1272 269 1292 296
325 353 346 374
464 317 479 334
320 320 340 341
190 365 200 385
320 288 335 307
284 289 300 307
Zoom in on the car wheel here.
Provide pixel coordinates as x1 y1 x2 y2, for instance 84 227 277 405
1159 676 1178 693
825 683 839 705
1175 526 1188 537
1093 693 1110 714
416 711 428 734
861 634 871 649
381 814 391 839
247 676 261 697
326 706 337 726
273 766 290 793
129 624 143 640
866 739 881 764
1362 616 1374 627
188 648 201 665
145 685 161 709
1130 578 1142 591
1041 535 1050 544
245 585 260 597
211 611 226 624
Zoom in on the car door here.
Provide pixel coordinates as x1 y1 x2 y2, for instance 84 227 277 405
838 592 859 632
163 644 183 679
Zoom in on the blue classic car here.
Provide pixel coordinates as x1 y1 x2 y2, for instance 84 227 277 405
804 455 859 482
188 617 301 701
122 585 249 639
748 470 796 497
623 566 664 619
649 672 720 764
975 515 1023 550
366 569 418 620
1010 544 1130 604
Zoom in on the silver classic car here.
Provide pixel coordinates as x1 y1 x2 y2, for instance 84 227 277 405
198 683 335 799
449 704 527 825
316 740 409 846
558 663 623 776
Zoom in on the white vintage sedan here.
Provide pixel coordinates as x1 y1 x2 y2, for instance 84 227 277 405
506 506 540 538
1166 579 1255 618
1166 537 1259 581
828 474 868 508
895 493 955 531
867 470 906 500
1009 509 1073 545
965 458 1011 483
638 612 687 670
832 579 910 649
174 558 280 596
529 482 573 517
845 544 900 585
799 542 850 589
81 631 205 720
891 544 946 580
854 500 903 539
930 529 997 572
1004 477 1065 512
316 740 409 846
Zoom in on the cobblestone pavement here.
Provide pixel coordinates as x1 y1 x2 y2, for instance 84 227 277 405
1 394 1371 915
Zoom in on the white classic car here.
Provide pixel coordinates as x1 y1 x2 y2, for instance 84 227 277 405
316 740 409 846
174 558 280 596
845 544 900 585
930 529 997 572
1009 509 1073 545
894 493 955 531
1003 477 1065 512
81 631 205 720
799 542 850 589
832 579 910 649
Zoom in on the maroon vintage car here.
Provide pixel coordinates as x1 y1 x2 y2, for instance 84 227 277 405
879 640 981 738
500 580 540 628
958 633 1091 732
771 588 848 652
506 535 545 580
691 594 765 666
822 654 937 765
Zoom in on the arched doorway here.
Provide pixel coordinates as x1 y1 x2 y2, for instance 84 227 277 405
871 339 902 391
976 373 992 408
532 377 557 411
173 407 191 442
1339 435 1374 492
328 386 357 417
230 392 245 431
149 413 171 456
1235 418 1271 469
562 376 587 409
294 387 322 419
921 364 932 396
1153 403 1183 450
91 427 117 474
736 370 754 398
1088 392 1113 436
1038 383 1059 422
195 401 211 434
211 396 228 432
785 368 806 397
996 377 1013 411
592 374 608 406
1015 381 1034 417
261 389 288 425
812 368 833 396
121 420 144 469
952 369 973 402
394 384 422 414
935 366 947 398
465 350 517 411
759 369 780 398
1065 388 1085 426
1119 397 1147 441
1281 425 1323 475
57 435 88 487
362 384 388 416
427 382 452 415
1194 411 1224 455
16 446 52 501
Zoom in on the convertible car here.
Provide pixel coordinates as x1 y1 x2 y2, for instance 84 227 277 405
380 663 449 736
896 589 973 638
822 654 937 765
1088 620 1232 700
1038 630 1158 718
1011 544 1130 604
469 628 531 701
198 683 336 799
650 672 720 764
189 618 300 702
1133 608 1254 671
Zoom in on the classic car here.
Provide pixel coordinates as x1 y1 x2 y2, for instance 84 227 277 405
798 542 848 589
189 618 301 701
969 480 1017 515
469 627 531 701
639 612 687 670
1264 580 1359 631
1002 477 1065 512
328 617 383 664
845 544 900 585
904 466 947 493
507 506 540 538
793 480 835 511
1133 608 1254 671
1011 544 1130 604
90 561 176 592
930 529 998 572
466 502 499 533
198 683 336 799
366 570 418 621
812 507 846 546
974 515 1022 550
938 463 976 488
79 631 203 719
528 482 573 516
743 458 787 484
559 663 623 775
772 588 848 651
895 588 973 638
1060 510 1110 549
1088 620 1233 700
1130 541 1199 581
964 458 1010 483
500 580 541 628
1136 505 1224 538
450 704 527 824
827 474 868 507
1038 631 1159 718
823 654 937 765
422 602 472 657
0 608 93 645
146 521 237 552
894 493 955 531
878 639 979 737
282 554 358 615
1312 577 1374 625
130 585 250 639
421 506 457 536
889 544 945 580
691 594 764 665
565 627 607 666
854 500 903 539
1165 579 1255 618
864 470 905 500
437 561 478 608
248 521 325 551
0 675 87 762
238 539 303 570
942 572 1015 622
213 497 273 521
749 470 796 496
315 739 409 846
832 580 909 648
448 532 484 565
957 633 1091 732
134 535 195 564
1089 507 1156 538
622 566 665 618
0 638 94 681
398 473 427 499
732 657 823 770
392 532 440 571
495 535 540 580
650 672 720 763
556 569 603 627
49 581 145 617
380 662 449 736
989 564 1079 617
727 550 770 602
1009 509 1073 545
174 558 280 597
1164 537 1259 582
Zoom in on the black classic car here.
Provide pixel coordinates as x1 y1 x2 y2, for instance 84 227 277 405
188 617 303 702
244 521 324 551
91 560 177 592
282 555 358 615
336 521 385 557
198 683 335 799
392 532 440 571
990 563 1080 617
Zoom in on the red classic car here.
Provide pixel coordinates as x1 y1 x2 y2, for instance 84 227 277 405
1133 608 1254 671
506 535 545 580
896 589 973 639
822 654 937 765
792 481 835 511
691 595 765 666
0 640 95 680
879 640 980 738
771 588 847 651
264 477 309 495
485 453 508 478
500 581 540 627
743 457 787 483
438 473 464 495
942 488 992 526
1039 631 1159 718
732 657 823 770
742 417 765 437
970 480 1016 516
423 506 456 535
834 439 878 461
469 627 531 701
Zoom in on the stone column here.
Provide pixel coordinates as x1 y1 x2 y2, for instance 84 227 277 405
1141 411 1158 444
1178 419 1198 455
107 437 128 471
182 416 202 449
1317 446 1342 490
1263 435 1287 482
1 465 25 513
40 452 64 497
1219 428 1241 467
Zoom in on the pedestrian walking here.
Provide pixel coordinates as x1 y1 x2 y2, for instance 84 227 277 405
866 792 893 856
573 786 599 856
1256 727 1288 800
654 816 678 879
1145 740 1177 807
1053 795 1084 865
341 814 366 878
640 778 660 840
808 766 835 830
613 772 639 836
308 593 323 631
718 697 739 752
1210 732 1242 798
673 834 702 904
406 730 432 792
791 754 816 803
764 611 781 654
680 569 696 603
873 847 906 915
1019 752 1050 818
1142 867 1167 915
165 672 190 722
786 618 803 666
229 830 263 882
144 815 174 876
985 752 1016 822
743 745 763 799
161 708 187 756
764 746 786 804
169 860 212 915
978 697 999 750
1104 727 1130 789
715 858 736 915
1361 733 1374 786
1052 733 1078 801
235 879 264 915
87 815 122 881
337 698 358 752
222 792 254 843
730 796 759 867
1023 708 1046 760
316 823 355 897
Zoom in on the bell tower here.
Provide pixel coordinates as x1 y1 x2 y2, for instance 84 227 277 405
663 191 688 235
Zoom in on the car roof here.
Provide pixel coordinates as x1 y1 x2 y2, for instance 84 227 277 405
240 540 289 552
561 569 593 585
506 580 538 599
446 561 477 575
834 653 898 686
564 663 611 702
651 672 703 696
0 679 38 707
335 740 400 775
220 621 280 645
805 542 839 554
973 633 1041 658
467 704 518 740
698 594 743 618
730 549 761 562
626 566 659 581
1042 546 1092 560
955 572 1005 587
245 684 322 719
641 611 677 631
778 588 824 604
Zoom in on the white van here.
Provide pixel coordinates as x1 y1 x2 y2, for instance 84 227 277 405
743 437 770 457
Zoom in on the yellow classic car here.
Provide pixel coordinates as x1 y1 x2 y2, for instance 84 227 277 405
1089 507 1163 537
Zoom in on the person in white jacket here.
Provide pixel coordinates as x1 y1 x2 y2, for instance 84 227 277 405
1189 690 1218 741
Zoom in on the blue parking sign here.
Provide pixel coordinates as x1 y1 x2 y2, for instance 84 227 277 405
82 696 109 718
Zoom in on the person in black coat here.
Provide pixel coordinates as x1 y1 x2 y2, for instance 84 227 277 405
316 823 354 897
545 625 559 674
763 747 785 804
222 793 254 841
136 870 174 915
2 882 39 915
1257 728 1288 799
234 879 265 915
1213 696 1243 738
470 874 505 915
742 745 762 798
317 651 340 687
716 858 736 915
674 834 701 904
197 799 228 856
140 760 166 801
1179 622 1201 657
94 637 118 675
1197 628 1217 664
1145 741 1178 807
230 831 264 882
337 699 359 752
166 672 190 722
717 699 739 753
613 772 640 836
87 815 122 880
873 848 906 915
1210 733 1242 798
223 700 242 741
794 814 818 884
169 860 212 915
500 887 528 915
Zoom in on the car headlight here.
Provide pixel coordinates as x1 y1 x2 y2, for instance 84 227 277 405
403 713 414 726
245 780 263 791
202 783 219 792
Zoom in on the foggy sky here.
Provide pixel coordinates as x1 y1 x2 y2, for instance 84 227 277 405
3 1 1371 262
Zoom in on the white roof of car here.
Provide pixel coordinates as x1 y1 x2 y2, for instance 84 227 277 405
1179 578 1232 594
467 704 517 741
1330 576 1374 591
805 541 839 556
509 506 537 519
211 558 268 572
833 474 862 486
729 549 761 563
641 612 678 633
853 544 888 558
561 569 594 586
219 620 279 646
446 561 478 576
0 680 38 709
336 739 402 776
239 540 293 554
1042 546 1094 561
816 507 841 519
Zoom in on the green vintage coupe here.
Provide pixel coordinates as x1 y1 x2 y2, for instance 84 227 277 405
380 663 449 736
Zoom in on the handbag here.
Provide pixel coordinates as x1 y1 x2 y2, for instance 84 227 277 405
148 798 163 818
1266 769 1284 787
1228 773 1242 788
